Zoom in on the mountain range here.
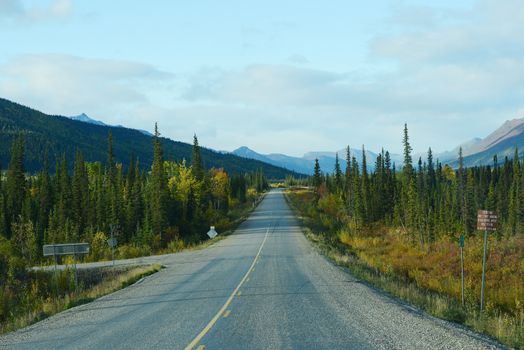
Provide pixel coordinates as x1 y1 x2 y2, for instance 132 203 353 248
232 118 524 174
3 96 523 177
69 113 153 136
0 98 302 179
232 146 401 175
450 118 524 167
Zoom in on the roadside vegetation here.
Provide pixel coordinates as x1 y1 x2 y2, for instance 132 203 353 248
0 125 270 333
0 264 161 334
285 124 523 349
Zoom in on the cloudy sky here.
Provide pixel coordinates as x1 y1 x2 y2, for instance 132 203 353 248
1 0 524 156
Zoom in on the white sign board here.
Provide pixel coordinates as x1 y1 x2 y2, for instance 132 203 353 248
107 238 117 248
207 226 218 239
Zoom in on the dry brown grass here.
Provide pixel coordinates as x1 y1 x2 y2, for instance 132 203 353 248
285 189 523 349
0 264 162 335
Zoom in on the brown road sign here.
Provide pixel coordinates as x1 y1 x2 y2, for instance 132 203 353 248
477 210 497 231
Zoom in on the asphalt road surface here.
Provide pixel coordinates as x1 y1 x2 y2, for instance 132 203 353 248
0 190 505 349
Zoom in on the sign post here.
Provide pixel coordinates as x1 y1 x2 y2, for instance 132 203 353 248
43 243 90 293
73 245 78 291
108 224 119 267
459 234 465 307
476 210 497 312
53 245 58 296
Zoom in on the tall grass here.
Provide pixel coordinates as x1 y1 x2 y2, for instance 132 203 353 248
0 264 161 335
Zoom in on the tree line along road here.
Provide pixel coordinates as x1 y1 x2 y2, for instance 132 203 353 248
0 189 505 349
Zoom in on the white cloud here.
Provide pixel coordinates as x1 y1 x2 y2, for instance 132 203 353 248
1 0 524 156
0 0 73 22
180 56 524 116
0 0 23 16
173 1 524 154
372 0 524 65
49 0 71 17
182 64 351 107
0 54 173 118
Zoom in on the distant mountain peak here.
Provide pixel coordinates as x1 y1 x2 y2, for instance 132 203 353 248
232 146 262 157
70 113 106 126
234 146 254 152
231 145 405 175
68 113 153 136
465 117 524 156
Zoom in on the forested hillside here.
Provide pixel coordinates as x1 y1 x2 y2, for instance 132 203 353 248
0 98 301 179
0 128 271 330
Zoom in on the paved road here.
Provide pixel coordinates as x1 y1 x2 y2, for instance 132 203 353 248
0 190 504 349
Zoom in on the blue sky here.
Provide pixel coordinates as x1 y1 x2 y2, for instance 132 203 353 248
1 0 523 156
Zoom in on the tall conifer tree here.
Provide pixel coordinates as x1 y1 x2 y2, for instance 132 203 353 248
6 136 26 237
150 123 168 239
191 134 204 181
313 159 322 188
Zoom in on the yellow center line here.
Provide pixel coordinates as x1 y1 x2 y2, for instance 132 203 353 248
237 291 242 296
184 226 271 350
223 310 231 318
196 346 205 350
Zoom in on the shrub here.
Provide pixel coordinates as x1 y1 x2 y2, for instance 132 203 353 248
90 232 110 261
167 240 185 253
117 244 151 259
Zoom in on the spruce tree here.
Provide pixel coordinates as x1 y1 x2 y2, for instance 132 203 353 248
351 156 362 223
402 123 413 178
361 146 369 222
107 131 114 171
384 151 395 220
150 123 168 239
427 148 436 192
56 153 72 241
345 146 352 209
508 147 520 235
399 124 417 235
6 136 26 238
313 159 322 188
0 159 4 237
37 149 51 246
334 153 342 191
191 134 204 181
72 150 88 238
457 147 468 234
464 170 476 235
124 155 136 241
